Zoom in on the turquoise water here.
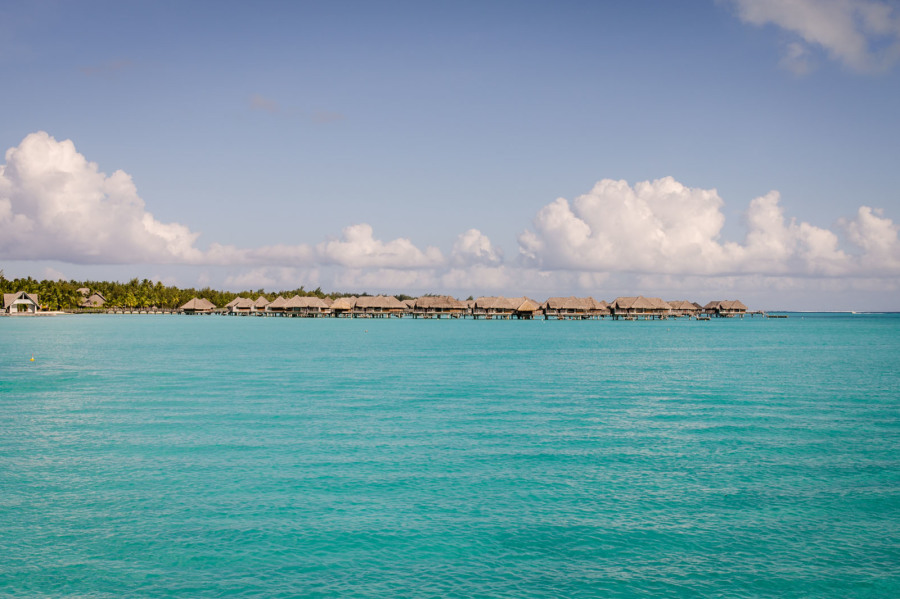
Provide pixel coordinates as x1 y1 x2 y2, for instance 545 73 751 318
1 314 899 597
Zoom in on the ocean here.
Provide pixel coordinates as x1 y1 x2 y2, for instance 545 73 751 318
1 314 899 597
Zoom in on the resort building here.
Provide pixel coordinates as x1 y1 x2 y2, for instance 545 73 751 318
609 296 672 319
703 300 749 317
666 300 701 317
80 292 106 308
254 296 271 311
355 295 405 317
266 296 288 314
412 295 468 318
226 297 256 314
3 291 40 314
179 297 216 314
541 296 609 319
284 295 332 317
472 296 541 319
330 297 357 317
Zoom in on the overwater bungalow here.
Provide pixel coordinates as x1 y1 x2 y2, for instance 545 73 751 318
355 295 405 317
3 291 40 314
667 300 701 317
472 296 533 319
541 296 608 319
266 295 288 314
413 295 467 318
515 298 542 320
179 297 216 314
330 296 357 317
254 296 271 311
591 299 611 318
609 296 672 319
227 297 255 314
284 295 331 317
703 300 749 318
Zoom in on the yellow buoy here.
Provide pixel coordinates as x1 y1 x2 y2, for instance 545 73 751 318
30 354 35 362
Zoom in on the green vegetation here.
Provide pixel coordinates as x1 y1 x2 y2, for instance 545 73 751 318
0 271 363 310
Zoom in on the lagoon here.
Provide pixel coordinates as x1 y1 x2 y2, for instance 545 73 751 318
2 314 899 597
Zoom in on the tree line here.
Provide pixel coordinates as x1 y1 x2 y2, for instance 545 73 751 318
0 272 374 311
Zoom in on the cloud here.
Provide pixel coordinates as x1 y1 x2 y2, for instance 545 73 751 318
2 132 897 307
731 0 900 73
842 206 900 272
224 267 315 290
518 177 733 274
780 41 815 74
451 229 503 266
0 131 204 264
518 176 899 278
316 223 444 269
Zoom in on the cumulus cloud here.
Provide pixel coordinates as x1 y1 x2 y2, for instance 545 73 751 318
316 223 444 269
3 132 898 306
0 131 204 264
731 0 900 73
451 229 503 266
223 267 317 290
518 176 899 278
518 177 733 274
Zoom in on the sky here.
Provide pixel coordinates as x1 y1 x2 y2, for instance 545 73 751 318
1 0 899 310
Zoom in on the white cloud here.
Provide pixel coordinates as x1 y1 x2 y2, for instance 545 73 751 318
842 206 900 272
731 0 900 73
0 131 204 264
223 267 315 290
518 177 732 274
3 132 898 308
518 176 898 278
316 223 444 269
451 229 503 266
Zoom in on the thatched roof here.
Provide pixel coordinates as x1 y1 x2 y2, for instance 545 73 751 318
284 296 330 309
667 300 696 311
516 298 541 312
254 296 270 308
231 297 255 310
330 297 357 310
542 296 604 311
611 296 669 311
3 291 40 309
474 296 523 310
590 298 610 313
76 287 90 297
267 295 288 309
80 293 106 308
225 298 241 308
180 297 216 311
648 297 672 310
355 295 404 309
707 299 748 312
415 295 466 310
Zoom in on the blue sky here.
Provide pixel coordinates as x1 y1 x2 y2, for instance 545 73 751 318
2 0 899 309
